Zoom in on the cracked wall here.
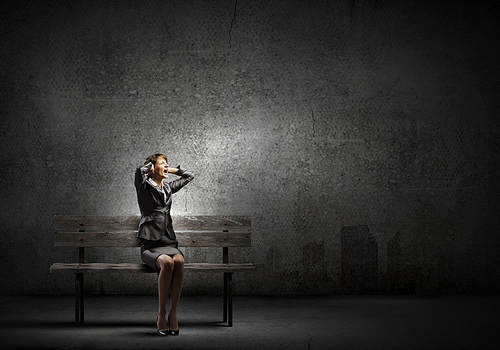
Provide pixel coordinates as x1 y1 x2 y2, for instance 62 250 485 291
1 0 500 295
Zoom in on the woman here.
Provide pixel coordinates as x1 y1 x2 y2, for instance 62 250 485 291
134 153 194 336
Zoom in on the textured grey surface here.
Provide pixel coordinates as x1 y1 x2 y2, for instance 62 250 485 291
1 295 499 349
1 0 499 295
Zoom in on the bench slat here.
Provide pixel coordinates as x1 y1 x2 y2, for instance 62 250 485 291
54 215 251 232
54 230 252 247
50 262 256 273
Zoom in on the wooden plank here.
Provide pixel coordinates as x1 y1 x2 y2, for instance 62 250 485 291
54 215 251 232
54 216 141 232
50 262 256 273
184 263 255 272
54 230 252 247
174 216 251 231
178 230 252 247
54 231 141 247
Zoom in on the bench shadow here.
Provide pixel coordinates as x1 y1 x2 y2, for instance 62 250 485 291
0 319 230 333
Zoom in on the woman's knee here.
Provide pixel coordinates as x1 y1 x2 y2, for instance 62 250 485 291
173 254 184 268
156 255 174 270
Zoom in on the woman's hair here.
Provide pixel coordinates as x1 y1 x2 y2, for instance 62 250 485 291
145 153 167 165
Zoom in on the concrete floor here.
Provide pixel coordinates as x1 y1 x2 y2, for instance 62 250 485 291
0 294 499 349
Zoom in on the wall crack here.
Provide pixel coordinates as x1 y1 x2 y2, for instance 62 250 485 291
229 0 238 48
310 103 316 138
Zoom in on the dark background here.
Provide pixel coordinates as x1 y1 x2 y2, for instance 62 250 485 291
1 0 499 295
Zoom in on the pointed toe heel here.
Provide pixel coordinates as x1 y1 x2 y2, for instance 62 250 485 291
168 313 179 336
156 316 168 336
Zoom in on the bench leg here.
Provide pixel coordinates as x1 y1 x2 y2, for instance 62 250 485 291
223 273 227 323
223 272 233 327
75 273 84 323
227 273 233 327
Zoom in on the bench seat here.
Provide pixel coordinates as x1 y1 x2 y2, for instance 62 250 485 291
51 215 254 327
50 262 256 273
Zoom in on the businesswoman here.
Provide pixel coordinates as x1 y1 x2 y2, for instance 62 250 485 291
134 153 194 336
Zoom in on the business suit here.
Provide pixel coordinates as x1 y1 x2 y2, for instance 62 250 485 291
135 161 194 270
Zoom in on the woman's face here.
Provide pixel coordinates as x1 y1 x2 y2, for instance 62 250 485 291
154 158 169 179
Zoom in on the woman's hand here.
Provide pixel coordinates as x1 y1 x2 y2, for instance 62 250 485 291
147 163 155 176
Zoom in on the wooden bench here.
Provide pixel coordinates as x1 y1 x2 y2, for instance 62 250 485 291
50 215 254 327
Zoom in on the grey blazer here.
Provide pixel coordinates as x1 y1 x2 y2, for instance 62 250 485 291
134 162 194 241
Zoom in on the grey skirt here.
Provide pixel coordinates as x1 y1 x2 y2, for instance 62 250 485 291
140 236 184 272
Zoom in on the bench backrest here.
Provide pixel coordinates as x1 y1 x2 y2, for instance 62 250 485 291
54 215 252 248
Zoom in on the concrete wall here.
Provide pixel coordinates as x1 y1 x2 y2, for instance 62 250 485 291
1 0 499 295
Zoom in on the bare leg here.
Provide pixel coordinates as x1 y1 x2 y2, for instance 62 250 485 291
156 255 174 331
168 254 185 331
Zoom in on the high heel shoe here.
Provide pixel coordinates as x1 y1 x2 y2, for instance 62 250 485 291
156 316 168 336
168 313 179 336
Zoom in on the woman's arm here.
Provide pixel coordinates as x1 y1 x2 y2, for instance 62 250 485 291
168 165 194 194
134 162 154 193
